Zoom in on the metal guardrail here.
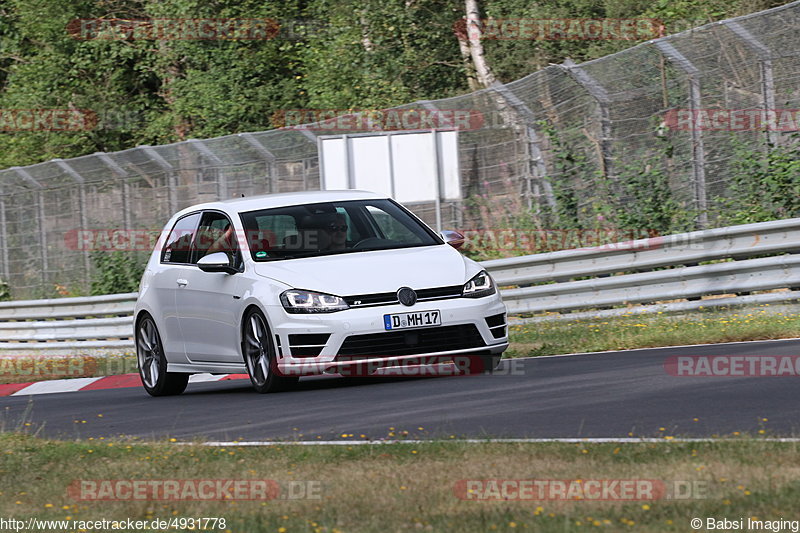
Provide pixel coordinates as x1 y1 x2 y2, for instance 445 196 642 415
0 293 137 355
481 217 800 319
2 218 800 355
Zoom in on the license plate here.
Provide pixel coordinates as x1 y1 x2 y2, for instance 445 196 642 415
383 310 441 330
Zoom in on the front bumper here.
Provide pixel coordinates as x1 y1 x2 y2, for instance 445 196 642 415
267 294 508 376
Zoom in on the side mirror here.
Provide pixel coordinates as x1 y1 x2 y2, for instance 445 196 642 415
197 252 239 275
441 230 465 250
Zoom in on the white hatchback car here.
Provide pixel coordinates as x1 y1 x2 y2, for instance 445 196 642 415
134 190 508 395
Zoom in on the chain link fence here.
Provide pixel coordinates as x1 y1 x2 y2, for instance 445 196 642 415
1 1 799 298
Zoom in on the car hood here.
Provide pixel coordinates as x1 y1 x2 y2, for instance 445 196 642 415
252 245 473 295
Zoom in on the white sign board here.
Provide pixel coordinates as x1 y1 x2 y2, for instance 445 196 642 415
319 131 461 203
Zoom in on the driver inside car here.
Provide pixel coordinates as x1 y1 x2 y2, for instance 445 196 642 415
318 213 348 251
293 212 348 252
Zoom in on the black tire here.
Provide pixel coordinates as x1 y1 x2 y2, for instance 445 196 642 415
136 315 189 396
242 308 298 393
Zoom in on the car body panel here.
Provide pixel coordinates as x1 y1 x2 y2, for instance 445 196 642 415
252 245 471 296
134 190 509 383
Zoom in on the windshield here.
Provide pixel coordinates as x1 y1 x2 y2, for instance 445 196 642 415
239 199 442 261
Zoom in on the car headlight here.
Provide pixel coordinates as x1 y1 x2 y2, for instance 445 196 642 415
462 270 496 298
280 289 349 313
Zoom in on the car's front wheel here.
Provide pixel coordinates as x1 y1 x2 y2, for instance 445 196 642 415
136 315 189 396
242 308 298 393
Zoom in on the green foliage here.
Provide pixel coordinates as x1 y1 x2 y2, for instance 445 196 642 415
89 251 145 295
538 119 601 230
609 148 697 235
0 278 10 301
299 0 465 110
0 0 795 278
0 0 779 169
528 121 695 250
479 0 788 79
722 135 800 225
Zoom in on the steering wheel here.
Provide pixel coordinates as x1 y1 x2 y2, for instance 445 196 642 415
352 237 385 250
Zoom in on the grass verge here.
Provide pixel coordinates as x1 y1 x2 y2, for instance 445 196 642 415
0 354 138 385
1 434 798 532
507 305 800 358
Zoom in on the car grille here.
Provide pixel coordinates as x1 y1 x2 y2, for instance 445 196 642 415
343 285 463 308
336 324 485 359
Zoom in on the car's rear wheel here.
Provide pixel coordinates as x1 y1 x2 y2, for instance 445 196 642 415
136 315 189 396
242 308 298 393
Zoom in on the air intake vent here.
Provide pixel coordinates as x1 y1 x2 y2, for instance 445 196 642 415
288 333 331 357
485 313 507 339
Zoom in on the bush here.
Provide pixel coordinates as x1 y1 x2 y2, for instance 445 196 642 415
722 134 800 224
0 278 10 301
89 251 146 295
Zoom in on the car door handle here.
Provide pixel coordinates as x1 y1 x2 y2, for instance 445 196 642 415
176 278 188 286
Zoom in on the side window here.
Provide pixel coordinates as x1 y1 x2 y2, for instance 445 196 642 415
191 211 242 266
161 213 201 264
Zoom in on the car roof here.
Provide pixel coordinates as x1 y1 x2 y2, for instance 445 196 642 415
173 189 386 218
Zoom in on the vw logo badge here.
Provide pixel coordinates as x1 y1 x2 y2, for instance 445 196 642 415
397 287 417 307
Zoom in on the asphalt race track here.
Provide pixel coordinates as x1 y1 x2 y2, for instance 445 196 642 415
2 339 799 441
